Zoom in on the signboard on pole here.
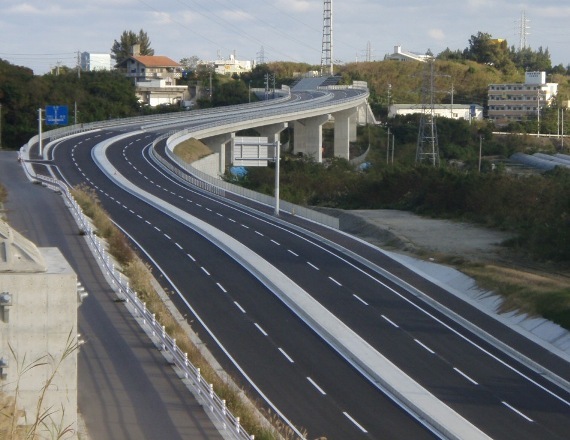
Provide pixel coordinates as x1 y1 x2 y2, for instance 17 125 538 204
232 137 276 167
45 105 68 126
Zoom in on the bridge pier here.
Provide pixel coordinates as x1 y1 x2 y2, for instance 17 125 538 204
257 122 288 146
203 133 234 175
332 108 358 160
293 114 330 162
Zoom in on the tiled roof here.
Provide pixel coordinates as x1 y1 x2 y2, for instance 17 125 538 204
131 56 180 67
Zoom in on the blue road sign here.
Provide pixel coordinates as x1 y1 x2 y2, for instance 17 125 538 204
45 105 68 125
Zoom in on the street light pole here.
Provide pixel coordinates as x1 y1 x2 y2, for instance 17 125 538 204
478 135 483 173
274 140 280 216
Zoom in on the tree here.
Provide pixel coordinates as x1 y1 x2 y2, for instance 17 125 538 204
111 29 154 67
179 56 200 71
510 46 552 72
464 32 514 72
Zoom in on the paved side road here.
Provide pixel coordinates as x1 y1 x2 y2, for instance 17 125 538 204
0 151 222 440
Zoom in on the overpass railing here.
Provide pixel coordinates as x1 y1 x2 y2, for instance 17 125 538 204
147 130 339 229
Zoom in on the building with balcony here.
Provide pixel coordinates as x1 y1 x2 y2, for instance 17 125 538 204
487 71 558 126
119 45 188 107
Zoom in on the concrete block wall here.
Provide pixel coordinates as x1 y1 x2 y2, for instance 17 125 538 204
1 239 78 438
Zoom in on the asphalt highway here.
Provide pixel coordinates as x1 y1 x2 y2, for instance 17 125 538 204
0 151 223 440
30 123 570 440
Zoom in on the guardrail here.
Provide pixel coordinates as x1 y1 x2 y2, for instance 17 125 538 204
149 137 340 229
22 167 256 440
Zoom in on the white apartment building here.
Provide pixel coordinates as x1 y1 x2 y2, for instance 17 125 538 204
487 71 558 126
200 53 254 76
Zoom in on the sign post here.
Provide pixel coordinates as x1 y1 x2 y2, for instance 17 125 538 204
233 136 281 215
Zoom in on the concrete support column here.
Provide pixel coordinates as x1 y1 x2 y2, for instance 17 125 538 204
203 133 234 175
257 122 288 145
332 109 358 160
293 114 330 162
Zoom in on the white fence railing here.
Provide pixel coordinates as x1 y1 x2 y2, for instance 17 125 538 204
22 165 256 440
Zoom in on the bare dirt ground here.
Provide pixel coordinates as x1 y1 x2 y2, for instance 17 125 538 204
333 209 514 264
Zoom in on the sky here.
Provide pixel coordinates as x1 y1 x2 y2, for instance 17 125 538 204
0 0 569 75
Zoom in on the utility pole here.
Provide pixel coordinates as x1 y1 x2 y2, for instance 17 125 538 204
478 135 483 172
209 69 213 101
0 103 3 150
562 108 565 150
77 51 81 79
537 88 541 136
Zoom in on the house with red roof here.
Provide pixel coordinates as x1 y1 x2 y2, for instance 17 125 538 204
119 45 189 107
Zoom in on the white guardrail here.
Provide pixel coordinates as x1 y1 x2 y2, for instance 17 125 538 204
19 160 257 439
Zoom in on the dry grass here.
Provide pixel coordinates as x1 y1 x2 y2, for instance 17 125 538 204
462 263 570 328
173 138 213 163
0 183 7 204
71 185 298 440
0 333 78 440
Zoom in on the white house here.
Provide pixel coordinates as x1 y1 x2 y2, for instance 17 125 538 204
386 45 431 63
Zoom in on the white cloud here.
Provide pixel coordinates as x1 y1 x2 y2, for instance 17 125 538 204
428 28 446 41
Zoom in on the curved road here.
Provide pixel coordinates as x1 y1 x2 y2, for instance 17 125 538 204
25 91 570 439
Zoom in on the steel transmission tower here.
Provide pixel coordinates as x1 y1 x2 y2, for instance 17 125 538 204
320 0 333 76
416 58 440 166
518 10 530 51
